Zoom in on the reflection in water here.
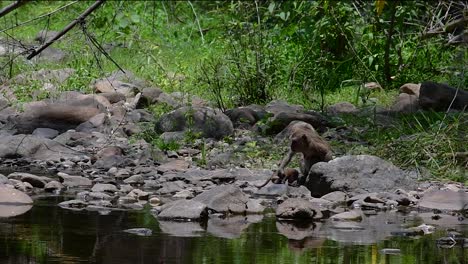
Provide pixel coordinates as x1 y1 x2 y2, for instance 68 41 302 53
0 196 467 264
0 204 32 217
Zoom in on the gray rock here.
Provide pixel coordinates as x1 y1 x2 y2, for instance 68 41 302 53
155 106 234 139
8 172 50 188
207 215 262 239
321 191 348 203
0 203 32 218
157 220 205 237
32 128 59 139
44 181 64 192
157 159 190 173
276 198 323 220
158 200 208 220
156 181 187 195
123 228 153 236
327 102 358 115
0 135 86 161
0 174 8 184
390 93 420 113
123 174 145 184
306 155 417 197
57 172 92 187
262 111 329 135
419 189 468 212
330 210 363 221
91 183 119 193
245 199 265 214
58 199 87 209
225 106 267 129
193 185 249 214
0 186 33 204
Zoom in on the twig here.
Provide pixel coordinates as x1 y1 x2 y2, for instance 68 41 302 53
187 1 204 44
26 0 105 60
0 0 28 20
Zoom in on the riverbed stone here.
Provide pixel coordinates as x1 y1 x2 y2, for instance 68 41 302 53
57 172 92 187
305 155 417 197
8 172 50 188
44 181 64 192
276 198 323 220
123 174 145 185
419 189 468 212
193 185 249 214
32 127 59 139
330 210 363 221
58 199 88 209
321 191 348 204
157 159 190 173
91 183 119 193
0 186 33 204
158 200 208 221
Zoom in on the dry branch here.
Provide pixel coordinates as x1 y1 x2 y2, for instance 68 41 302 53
0 0 28 19
26 0 105 60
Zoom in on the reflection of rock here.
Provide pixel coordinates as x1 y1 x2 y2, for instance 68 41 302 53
321 211 418 245
287 237 326 252
123 228 153 236
207 215 263 239
0 204 32 217
418 212 468 228
276 220 322 240
158 221 205 237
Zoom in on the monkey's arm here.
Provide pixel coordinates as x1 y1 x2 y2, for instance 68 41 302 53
278 150 294 174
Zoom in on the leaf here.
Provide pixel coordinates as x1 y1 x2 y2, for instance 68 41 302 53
279 12 286 21
368 56 374 67
130 13 141 23
268 2 275 14
375 0 386 16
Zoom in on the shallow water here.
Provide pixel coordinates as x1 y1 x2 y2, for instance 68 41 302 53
0 197 467 264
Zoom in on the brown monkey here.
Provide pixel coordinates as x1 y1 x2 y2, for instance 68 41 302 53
256 168 299 188
258 121 332 189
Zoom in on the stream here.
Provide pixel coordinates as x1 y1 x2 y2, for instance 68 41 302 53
0 196 467 264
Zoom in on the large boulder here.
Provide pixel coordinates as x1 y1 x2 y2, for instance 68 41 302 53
157 200 208 221
0 185 33 217
418 189 468 212
419 82 468 111
155 106 233 139
225 105 267 129
305 155 417 197
326 102 358 115
0 134 87 161
192 185 250 214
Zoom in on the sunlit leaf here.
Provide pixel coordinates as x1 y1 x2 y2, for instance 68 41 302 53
268 2 275 14
375 0 386 16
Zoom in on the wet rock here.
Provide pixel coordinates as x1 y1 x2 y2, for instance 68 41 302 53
8 172 50 188
58 199 88 209
123 228 153 236
419 189 468 212
276 198 323 220
32 128 59 139
193 185 250 214
44 181 64 192
155 106 234 139
306 155 417 197
330 210 363 221
158 200 208 221
0 186 33 204
57 172 92 187
245 199 265 214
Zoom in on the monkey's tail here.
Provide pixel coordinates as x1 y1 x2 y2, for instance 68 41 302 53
255 171 276 189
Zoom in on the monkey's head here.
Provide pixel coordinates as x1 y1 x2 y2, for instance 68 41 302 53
290 133 309 152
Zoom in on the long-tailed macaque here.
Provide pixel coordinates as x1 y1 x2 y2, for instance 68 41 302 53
257 121 332 189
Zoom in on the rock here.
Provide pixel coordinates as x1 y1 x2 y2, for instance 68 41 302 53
173 189 195 199
137 87 164 107
123 174 145 185
156 181 188 195
0 203 32 218
305 155 417 197
207 215 262 239
98 92 126 103
276 221 322 241
157 159 190 173
326 102 358 115
123 228 152 236
262 111 329 135
127 189 150 200
225 106 267 128
193 185 249 214
155 106 234 139
419 189 468 212
0 174 9 184
390 93 420 113
380 249 401 255
92 146 124 163
0 135 86 161
158 200 208 221
157 220 205 237
419 81 468 111
330 210 363 221
364 82 383 91
276 198 323 220
32 128 59 139
245 199 265 214
57 172 92 187
0 186 33 204
91 183 119 193
321 191 348 204
58 199 87 209
8 172 50 188
44 181 64 192
399 83 421 97
93 79 138 97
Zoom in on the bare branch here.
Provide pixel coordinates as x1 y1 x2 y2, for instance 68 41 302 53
26 0 105 60
0 0 28 19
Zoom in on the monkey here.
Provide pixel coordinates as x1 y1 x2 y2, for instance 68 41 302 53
257 121 332 189
256 168 299 189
